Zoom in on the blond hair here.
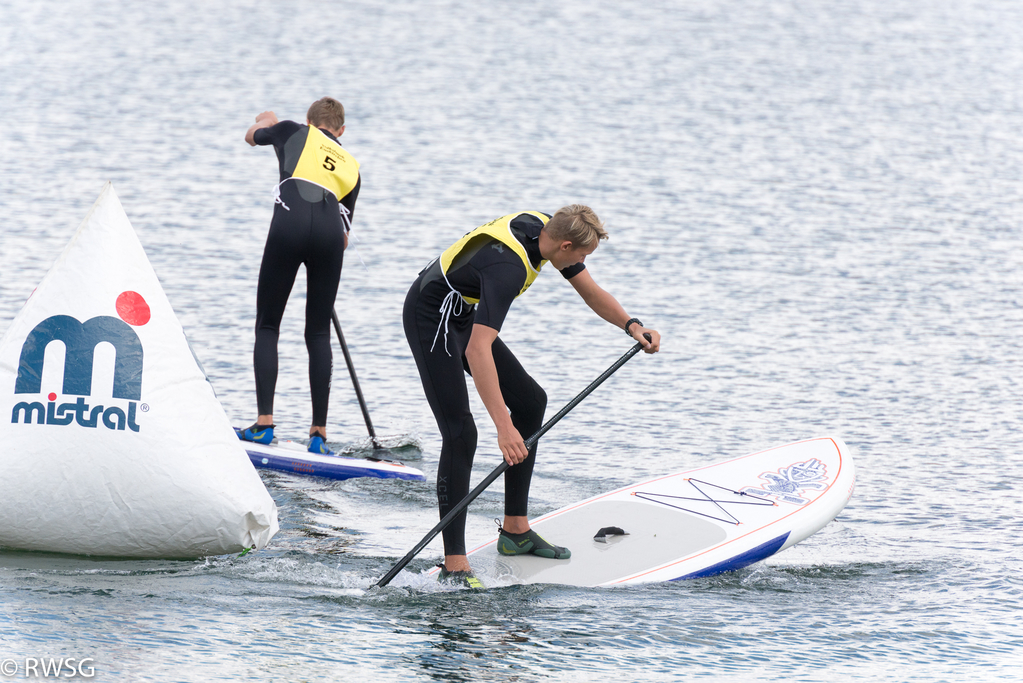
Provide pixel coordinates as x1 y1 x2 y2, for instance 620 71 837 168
307 97 345 130
544 205 608 248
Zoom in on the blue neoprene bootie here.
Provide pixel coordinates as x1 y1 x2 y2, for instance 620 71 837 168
308 435 334 455
236 423 274 444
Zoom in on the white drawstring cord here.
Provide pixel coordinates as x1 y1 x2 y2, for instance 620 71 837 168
272 179 291 211
429 260 466 356
347 229 367 268
339 202 352 232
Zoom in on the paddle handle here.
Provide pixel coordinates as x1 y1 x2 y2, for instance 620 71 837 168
375 335 650 588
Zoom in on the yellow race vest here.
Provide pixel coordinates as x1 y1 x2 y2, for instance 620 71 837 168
288 126 360 200
439 212 549 304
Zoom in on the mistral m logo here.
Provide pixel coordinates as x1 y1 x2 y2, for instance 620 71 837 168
11 291 152 432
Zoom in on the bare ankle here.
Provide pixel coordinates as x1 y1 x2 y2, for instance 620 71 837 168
444 555 471 573
502 516 530 534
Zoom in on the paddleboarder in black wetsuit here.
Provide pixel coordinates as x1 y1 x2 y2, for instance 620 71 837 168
403 206 660 585
238 97 361 455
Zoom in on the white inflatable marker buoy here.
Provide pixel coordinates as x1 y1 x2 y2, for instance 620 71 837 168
0 183 279 557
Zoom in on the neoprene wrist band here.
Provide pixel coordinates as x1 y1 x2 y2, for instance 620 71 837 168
624 318 643 336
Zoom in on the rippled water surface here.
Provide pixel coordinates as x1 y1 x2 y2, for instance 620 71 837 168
2 0 1022 680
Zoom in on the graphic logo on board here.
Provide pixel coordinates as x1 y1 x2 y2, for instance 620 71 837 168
10 291 150 432
741 458 828 505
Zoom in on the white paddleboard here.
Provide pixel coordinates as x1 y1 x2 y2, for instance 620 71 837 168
245 439 426 482
463 436 854 586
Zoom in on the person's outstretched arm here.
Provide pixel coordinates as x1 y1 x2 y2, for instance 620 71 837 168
568 269 661 353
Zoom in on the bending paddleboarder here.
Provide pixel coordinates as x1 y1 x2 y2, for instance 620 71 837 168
238 97 361 455
403 206 660 586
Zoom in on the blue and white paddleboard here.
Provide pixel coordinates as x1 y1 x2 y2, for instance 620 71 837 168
245 439 426 482
463 436 854 586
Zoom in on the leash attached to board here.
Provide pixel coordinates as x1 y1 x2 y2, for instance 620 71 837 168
331 310 382 449
375 334 652 588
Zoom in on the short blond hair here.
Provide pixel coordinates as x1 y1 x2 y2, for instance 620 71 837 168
544 205 608 248
307 97 345 130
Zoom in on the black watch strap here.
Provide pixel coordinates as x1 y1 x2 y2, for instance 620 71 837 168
624 318 643 336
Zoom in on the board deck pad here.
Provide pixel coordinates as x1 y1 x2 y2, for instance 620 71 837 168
488 500 728 585
458 436 855 586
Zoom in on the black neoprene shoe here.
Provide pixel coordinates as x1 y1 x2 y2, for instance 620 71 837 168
496 526 571 560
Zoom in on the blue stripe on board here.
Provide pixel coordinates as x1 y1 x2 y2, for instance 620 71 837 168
673 532 791 581
246 450 425 482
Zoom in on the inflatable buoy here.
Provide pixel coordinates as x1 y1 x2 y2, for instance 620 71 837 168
0 183 278 558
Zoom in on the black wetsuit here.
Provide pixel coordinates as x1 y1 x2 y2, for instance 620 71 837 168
252 121 361 425
403 213 584 556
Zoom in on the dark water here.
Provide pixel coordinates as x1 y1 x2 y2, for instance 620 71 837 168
2 0 1022 680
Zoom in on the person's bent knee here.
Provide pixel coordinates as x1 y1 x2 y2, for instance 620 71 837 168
523 382 547 425
534 383 548 413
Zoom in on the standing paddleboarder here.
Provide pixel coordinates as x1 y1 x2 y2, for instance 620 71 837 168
403 206 660 586
238 97 361 455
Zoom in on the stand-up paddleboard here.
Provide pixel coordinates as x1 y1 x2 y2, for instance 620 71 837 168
245 439 426 482
460 436 854 586
0 184 278 558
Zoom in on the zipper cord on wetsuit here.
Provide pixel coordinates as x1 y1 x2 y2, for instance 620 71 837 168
429 258 467 357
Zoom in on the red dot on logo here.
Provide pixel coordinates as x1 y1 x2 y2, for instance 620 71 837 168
116 291 151 326
48 393 56 401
